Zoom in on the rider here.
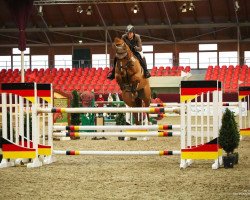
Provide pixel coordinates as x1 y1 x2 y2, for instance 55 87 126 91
107 25 151 80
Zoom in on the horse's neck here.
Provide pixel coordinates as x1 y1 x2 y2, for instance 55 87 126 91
126 49 133 60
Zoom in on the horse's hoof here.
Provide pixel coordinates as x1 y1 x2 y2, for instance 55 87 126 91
131 93 138 99
173 108 180 114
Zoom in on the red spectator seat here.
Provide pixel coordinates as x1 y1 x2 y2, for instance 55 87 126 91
185 66 191 72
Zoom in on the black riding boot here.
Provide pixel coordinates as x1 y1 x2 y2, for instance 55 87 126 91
139 57 151 78
107 58 117 80
107 67 115 80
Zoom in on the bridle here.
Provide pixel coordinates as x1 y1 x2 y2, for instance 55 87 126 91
115 42 135 90
115 42 132 71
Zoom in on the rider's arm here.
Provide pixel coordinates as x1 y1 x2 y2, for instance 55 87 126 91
134 34 142 52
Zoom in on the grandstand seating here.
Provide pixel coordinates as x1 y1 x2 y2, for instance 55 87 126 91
150 66 190 76
0 66 191 94
204 65 250 92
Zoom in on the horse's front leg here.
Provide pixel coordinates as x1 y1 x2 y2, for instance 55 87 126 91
132 80 139 90
130 81 139 99
115 75 124 90
131 72 142 90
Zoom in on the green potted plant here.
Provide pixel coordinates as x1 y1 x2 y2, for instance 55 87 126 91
70 90 81 139
71 90 81 125
219 108 240 168
115 113 126 140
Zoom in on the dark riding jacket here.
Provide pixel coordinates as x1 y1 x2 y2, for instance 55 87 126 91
122 34 142 53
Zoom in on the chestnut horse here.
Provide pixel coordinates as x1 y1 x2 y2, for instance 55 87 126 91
113 37 151 125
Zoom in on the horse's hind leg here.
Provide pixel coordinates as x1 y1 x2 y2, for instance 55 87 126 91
142 85 151 124
134 98 143 125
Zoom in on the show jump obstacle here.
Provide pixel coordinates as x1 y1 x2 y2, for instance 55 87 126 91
1 80 242 169
239 86 250 137
0 83 53 168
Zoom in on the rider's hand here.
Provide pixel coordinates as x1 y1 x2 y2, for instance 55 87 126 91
129 44 134 50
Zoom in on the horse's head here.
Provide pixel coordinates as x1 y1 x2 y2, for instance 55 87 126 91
114 37 130 59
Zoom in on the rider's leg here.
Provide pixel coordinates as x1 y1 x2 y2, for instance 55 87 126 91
135 52 151 78
142 57 151 78
107 57 117 80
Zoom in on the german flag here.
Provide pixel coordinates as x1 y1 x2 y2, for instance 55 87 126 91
180 80 221 102
37 84 52 103
181 138 222 160
0 83 35 102
240 128 250 136
1 137 36 159
239 87 250 101
19 138 52 156
37 144 52 156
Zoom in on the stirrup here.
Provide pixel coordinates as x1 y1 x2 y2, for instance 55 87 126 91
107 73 115 80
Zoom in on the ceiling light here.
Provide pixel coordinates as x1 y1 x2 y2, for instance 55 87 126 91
180 3 187 13
76 5 83 14
131 4 139 14
86 5 92 15
79 40 83 44
38 5 43 16
234 0 240 11
189 2 195 11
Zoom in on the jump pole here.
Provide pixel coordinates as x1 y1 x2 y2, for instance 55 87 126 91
149 113 180 118
53 131 181 137
53 150 181 156
53 124 180 131
150 102 239 107
38 107 180 114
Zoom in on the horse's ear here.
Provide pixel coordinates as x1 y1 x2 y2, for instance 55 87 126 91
114 37 120 44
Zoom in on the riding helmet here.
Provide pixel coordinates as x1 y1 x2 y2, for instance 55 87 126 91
125 25 135 33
